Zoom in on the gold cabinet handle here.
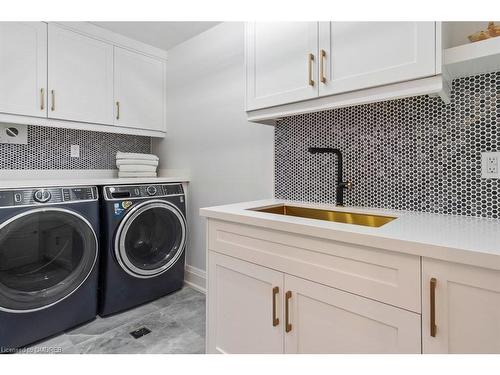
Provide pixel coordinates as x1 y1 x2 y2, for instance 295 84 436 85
307 53 315 87
285 290 292 333
40 88 45 110
430 278 437 337
320 49 326 84
116 101 120 120
272 286 280 327
50 90 55 111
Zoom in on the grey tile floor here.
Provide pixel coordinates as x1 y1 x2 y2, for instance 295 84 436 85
29 286 206 354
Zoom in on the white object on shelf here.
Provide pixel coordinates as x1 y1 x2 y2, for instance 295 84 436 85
444 36 500 79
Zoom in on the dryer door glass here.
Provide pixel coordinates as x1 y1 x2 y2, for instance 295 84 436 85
116 202 186 278
0 209 97 312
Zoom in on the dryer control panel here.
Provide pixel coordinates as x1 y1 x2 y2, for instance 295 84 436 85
0 186 98 208
104 183 184 201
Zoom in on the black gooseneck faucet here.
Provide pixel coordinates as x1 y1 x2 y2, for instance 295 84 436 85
308 147 352 206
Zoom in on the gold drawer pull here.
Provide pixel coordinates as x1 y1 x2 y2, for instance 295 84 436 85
320 49 326 84
40 88 45 110
272 286 279 327
307 53 315 86
50 90 55 111
285 290 292 333
430 277 437 337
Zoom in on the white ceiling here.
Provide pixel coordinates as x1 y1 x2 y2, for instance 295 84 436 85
91 22 220 51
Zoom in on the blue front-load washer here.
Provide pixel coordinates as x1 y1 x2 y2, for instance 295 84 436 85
0 185 99 352
98 183 186 317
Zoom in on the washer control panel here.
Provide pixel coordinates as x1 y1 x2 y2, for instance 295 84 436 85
105 184 184 200
0 186 98 208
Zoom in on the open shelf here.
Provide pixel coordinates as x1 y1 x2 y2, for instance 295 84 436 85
444 37 500 79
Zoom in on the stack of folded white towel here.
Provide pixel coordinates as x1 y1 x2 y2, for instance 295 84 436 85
116 152 159 178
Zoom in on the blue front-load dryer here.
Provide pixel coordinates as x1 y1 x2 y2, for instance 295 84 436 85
0 185 99 352
98 183 186 317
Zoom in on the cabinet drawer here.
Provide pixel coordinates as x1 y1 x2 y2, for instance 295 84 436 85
208 219 421 312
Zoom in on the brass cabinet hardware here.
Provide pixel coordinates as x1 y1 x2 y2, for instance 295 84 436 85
307 53 315 86
285 290 292 333
116 101 120 120
272 286 280 327
320 49 326 84
40 88 45 110
430 277 437 337
50 90 55 111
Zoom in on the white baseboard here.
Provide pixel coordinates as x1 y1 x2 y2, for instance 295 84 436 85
184 264 206 294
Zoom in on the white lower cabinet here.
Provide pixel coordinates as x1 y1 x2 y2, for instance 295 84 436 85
284 274 421 354
422 258 500 353
206 219 500 354
207 252 283 354
208 251 421 354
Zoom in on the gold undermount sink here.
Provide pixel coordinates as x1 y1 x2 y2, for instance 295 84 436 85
251 205 396 228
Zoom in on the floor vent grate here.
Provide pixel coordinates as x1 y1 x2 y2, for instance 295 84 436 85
130 327 152 339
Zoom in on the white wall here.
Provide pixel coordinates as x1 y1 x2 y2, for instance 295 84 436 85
153 22 274 272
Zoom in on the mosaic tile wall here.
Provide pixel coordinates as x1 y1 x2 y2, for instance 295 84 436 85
0 125 151 169
275 72 500 219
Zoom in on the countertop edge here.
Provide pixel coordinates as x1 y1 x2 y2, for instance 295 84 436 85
200 204 500 272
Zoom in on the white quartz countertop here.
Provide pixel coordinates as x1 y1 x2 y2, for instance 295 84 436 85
200 199 500 271
0 176 189 189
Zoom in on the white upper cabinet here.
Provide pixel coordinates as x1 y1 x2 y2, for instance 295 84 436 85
114 47 165 132
48 24 114 125
245 22 442 114
0 22 47 117
245 22 319 110
422 259 500 354
318 22 436 96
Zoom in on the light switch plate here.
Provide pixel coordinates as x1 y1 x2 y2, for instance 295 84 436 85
70 144 80 158
481 152 500 178
0 124 28 144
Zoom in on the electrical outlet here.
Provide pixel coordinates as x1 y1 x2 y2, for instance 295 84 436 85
481 152 500 178
70 145 80 158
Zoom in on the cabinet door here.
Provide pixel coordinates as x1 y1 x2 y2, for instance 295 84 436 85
318 22 436 96
114 47 165 132
284 274 421 354
207 252 284 354
48 23 114 125
422 259 500 353
245 22 318 111
0 22 47 117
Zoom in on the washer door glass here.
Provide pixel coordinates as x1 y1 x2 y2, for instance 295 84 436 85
0 209 97 312
116 202 186 278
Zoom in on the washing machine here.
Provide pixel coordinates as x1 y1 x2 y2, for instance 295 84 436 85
99 183 187 316
0 185 99 351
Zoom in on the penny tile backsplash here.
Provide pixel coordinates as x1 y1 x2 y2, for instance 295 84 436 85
275 72 500 219
0 125 152 170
